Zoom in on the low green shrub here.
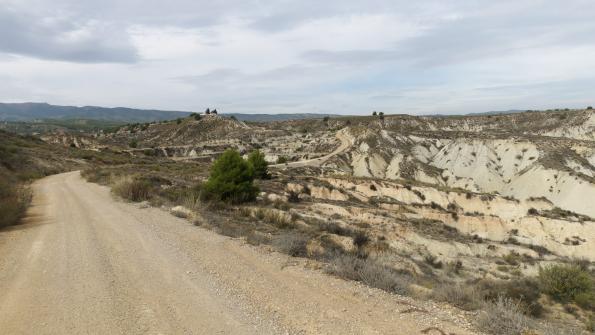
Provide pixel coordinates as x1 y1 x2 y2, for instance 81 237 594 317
477 278 544 317
575 291 595 311
539 264 593 303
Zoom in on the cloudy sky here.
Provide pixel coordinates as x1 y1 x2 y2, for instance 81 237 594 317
1 0 595 115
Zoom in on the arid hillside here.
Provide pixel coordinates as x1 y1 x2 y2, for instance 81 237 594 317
23 109 595 334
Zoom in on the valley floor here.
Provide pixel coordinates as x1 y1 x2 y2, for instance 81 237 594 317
0 172 477 335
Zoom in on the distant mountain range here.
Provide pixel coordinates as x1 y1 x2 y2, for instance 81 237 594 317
0 103 190 122
0 103 338 123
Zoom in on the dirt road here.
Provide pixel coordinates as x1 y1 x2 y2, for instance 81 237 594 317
271 128 353 168
0 172 477 334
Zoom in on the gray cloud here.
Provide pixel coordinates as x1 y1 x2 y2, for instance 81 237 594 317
302 1 595 69
1 0 595 114
0 7 138 63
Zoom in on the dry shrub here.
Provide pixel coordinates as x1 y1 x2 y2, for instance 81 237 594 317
424 254 443 269
540 324 582 335
170 206 191 219
0 180 31 228
246 231 271 246
477 278 544 317
273 232 309 257
326 253 411 295
252 208 293 228
477 297 530 335
111 176 153 202
81 169 111 184
215 220 247 238
445 260 463 276
317 220 357 237
352 231 370 248
432 283 482 311
237 207 252 218
180 190 202 211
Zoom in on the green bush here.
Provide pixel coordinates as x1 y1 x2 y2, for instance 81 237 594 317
247 150 269 179
202 149 258 203
575 290 595 311
539 264 593 303
277 156 288 164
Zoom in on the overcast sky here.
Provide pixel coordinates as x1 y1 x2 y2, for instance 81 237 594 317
1 0 595 115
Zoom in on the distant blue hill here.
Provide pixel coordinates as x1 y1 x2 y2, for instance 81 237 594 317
0 102 190 122
0 102 340 123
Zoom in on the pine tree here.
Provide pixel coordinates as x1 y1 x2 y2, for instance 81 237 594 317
247 150 269 179
202 149 258 203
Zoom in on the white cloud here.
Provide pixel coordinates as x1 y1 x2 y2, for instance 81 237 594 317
1 0 595 114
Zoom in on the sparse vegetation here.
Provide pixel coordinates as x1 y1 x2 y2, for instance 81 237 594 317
277 156 288 164
0 130 84 228
273 232 309 257
424 254 443 269
432 283 482 310
43 108 595 333
352 231 370 248
327 253 411 295
477 297 530 335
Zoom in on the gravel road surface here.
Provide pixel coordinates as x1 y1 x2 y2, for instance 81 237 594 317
0 171 477 335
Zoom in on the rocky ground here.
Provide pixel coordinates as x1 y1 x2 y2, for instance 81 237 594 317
21 108 595 333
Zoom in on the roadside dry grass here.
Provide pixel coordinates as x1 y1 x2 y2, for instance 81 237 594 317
0 178 31 228
81 163 594 335
0 129 160 228
0 130 78 228
326 252 412 295
111 176 153 202
477 297 530 335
